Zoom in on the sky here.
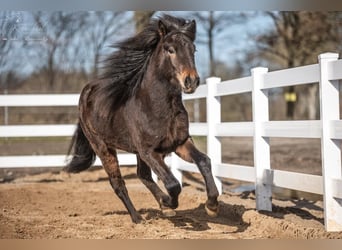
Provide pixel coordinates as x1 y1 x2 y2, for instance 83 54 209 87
0 11 274 83
197 13 273 78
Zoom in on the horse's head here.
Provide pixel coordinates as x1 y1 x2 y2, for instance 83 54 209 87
157 18 200 94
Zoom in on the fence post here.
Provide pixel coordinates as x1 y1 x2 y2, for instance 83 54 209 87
318 52 342 231
251 67 272 211
206 77 222 194
171 152 183 186
151 170 158 183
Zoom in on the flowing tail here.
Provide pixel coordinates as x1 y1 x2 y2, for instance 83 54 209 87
65 122 96 173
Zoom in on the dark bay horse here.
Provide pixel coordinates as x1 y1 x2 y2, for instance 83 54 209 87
65 15 219 223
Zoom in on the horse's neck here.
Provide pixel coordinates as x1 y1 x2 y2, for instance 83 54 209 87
140 78 184 114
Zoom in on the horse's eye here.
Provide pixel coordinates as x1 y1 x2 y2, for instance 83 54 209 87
167 47 175 54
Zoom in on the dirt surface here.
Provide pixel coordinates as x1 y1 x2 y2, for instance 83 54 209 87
1 137 341 239
1 165 342 239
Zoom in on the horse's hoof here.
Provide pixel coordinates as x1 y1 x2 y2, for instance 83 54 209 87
161 208 176 217
205 204 219 217
131 214 144 224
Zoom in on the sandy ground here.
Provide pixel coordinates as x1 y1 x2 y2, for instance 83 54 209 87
0 166 341 239
0 137 341 239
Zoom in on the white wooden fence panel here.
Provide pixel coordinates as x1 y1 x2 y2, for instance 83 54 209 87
262 120 321 138
189 123 208 136
330 120 342 139
0 154 137 168
182 84 207 100
0 155 72 168
264 169 323 195
0 124 76 137
216 76 252 96
215 163 255 182
263 64 319 89
172 159 200 174
215 122 254 137
0 94 79 107
328 59 342 80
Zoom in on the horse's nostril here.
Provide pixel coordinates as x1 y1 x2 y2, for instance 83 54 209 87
184 75 200 90
185 76 191 88
195 77 200 87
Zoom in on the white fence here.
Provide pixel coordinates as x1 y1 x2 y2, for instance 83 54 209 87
1 52 342 232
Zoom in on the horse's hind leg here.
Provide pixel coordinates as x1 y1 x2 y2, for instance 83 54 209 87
136 156 176 217
84 132 142 223
104 151 143 223
176 137 219 217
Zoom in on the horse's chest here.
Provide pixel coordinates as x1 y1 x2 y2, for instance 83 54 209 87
174 112 189 136
155 112 189 152
133 93 189 152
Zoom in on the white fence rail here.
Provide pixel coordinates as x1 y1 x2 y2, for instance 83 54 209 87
0 53 341 232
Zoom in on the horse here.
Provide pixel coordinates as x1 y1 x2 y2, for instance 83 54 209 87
65 14 219 223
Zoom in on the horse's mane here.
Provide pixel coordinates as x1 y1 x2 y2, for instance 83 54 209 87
93 14 194 116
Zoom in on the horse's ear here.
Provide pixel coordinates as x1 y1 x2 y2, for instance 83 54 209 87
158 20 167 38
184 20 196 41
189 20 196 34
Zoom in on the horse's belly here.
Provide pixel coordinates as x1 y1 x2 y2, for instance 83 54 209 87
110 141 137 154
104 129 137 154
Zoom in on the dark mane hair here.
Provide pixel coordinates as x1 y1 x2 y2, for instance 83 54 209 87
94 14 195 115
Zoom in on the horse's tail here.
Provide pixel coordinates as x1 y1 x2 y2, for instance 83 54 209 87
65 122 96 173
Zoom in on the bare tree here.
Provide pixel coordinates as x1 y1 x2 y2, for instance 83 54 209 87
133 11 155 33
0 11 24 124
257 12 339 67
83 11 131 78
32 11 87 91
0 12 14 77
255 11 340 119
192 11 247 77
188 11 249 122
0 11 23 90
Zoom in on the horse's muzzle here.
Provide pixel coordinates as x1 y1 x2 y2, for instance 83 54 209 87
183 75 200 94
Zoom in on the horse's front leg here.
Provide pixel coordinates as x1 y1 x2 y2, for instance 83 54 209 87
175 137 219 217
136 155 176 217
139 151 181 215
